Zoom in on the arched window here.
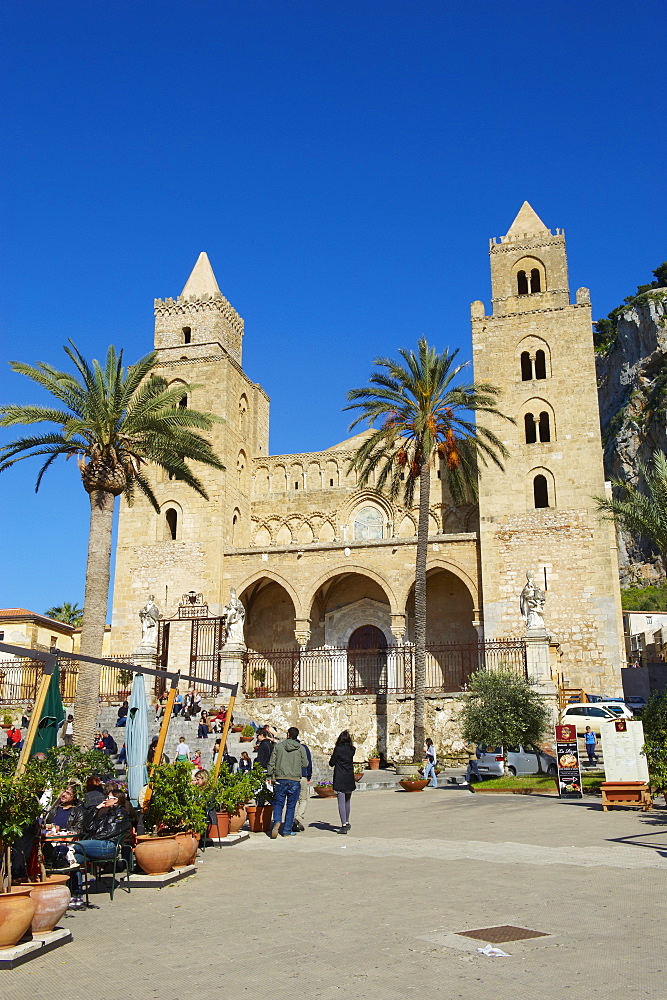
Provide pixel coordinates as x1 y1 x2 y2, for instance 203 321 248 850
238 394 248 431
534 350 547 379
517 270 529 295
232 510 240 545
521 351 533 381
524 413 537 444
538 411 551 442
179 395 187 409
165 508 178 540
530 268 541 293
353 507 384 540
183 327 191 345
533 475 549 509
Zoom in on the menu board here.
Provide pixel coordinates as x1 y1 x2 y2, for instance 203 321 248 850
601 719 649 782
555 724 583 798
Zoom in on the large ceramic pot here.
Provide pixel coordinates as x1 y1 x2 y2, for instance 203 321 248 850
19 875 71 933
229 805 247 834
367 758 381 770
399 779 429 792
173 832 199 867
207 810 231 839
314 785 337 798
239 736 254 743
134 835 180 875
246 804 273 833
0 888 36 948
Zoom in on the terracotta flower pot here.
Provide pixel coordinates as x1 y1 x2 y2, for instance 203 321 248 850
173 832 199 867
368 758 381 770
231 726 243 733
246 804 274 832
239 736 254 743
18 875 70 933
229 805 247 834
314 785 337 797
399 779 429 792
134 835 180 875
0 888 36 949
207 810 231 839
354 772 364 782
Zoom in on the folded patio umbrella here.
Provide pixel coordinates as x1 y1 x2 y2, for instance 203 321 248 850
126 672 149 806
31 661 66 755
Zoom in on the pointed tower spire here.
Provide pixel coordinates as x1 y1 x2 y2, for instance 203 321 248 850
505 201 549 239
181 252 221 298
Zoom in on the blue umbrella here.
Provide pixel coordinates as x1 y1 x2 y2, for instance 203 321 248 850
126 672 149 806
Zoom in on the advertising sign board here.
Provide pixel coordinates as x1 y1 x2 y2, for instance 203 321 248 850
555 724 583 798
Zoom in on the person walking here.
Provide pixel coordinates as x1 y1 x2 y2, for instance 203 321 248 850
584 726 598 766
254 731 274 770
267 727 309 839
329 730 356 834
175 737 191 761
293 735 313 833
61 714 75 746
424 738 438 787
464 740 481 789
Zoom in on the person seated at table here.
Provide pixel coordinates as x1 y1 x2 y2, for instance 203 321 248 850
197 711 210 740
69 789 132 907
116 702 129 727
84 774 106 807
45 785 85 835
239 751 252 774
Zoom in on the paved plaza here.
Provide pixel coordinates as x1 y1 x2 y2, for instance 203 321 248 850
7 787 663 999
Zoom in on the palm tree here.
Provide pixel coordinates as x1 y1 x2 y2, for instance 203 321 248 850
346 337 511 759
594 450 667 564
45 602 84 628
0 342 224 744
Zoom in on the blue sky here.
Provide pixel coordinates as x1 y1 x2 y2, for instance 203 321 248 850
0 0 664 615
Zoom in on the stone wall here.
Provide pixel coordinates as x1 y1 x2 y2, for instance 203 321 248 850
241 693 468 761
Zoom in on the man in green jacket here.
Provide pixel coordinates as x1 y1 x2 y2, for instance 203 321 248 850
267 727 309 838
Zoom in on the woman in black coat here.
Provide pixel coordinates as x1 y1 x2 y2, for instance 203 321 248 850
328 730 356 835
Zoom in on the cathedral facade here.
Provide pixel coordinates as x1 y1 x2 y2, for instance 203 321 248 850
110 204 625 696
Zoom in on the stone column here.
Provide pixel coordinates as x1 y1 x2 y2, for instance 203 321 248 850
294 619 311 649
525 628 557 694
390 613 407 643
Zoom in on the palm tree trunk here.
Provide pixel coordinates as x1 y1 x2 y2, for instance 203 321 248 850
75 489 115 746
413 458 430 759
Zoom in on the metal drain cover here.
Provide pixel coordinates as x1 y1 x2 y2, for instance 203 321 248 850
457 925 549 943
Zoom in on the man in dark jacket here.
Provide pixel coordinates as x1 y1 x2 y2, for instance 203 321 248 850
254 732 274 770
267 727 309 839
101 730 118 755
293 739 312 833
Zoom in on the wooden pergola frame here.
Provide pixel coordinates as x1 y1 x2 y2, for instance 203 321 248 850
0 641 238 790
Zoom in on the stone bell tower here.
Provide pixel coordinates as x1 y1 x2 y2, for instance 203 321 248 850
471 202 625 694
110 253 269 655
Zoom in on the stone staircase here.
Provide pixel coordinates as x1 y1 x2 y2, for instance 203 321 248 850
84 699 334 784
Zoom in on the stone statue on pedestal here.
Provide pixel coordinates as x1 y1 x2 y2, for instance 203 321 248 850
223 588 245 646
138 595 160 649
520 571 546 631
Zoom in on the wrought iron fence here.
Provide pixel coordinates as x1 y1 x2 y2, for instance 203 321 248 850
243 640 527 698
0 655 138 705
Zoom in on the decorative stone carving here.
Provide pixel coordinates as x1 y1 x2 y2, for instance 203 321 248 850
520 571 546 631
223 588 246 646
138 595 160 649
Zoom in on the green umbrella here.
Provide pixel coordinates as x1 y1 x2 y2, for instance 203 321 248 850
31 662 66 755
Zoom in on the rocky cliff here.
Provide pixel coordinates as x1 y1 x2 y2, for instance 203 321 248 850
596 289 667 583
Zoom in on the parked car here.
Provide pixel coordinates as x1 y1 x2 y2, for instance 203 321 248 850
624 696 647 714
595 700 634 720
476 744 557 779
559 703 618 735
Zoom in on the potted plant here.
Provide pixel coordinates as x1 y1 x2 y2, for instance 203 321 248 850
251 667 268 698
0 771 41 946
246 782 274 833
239 724 255 743
399 774 430 792
211 765 266 836
367 747 381 770
140 763 208 872
313 780 337 798
354 765 364 782
116 667 134 699
15 747 110 930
